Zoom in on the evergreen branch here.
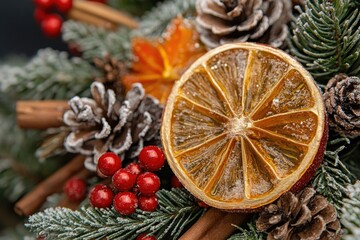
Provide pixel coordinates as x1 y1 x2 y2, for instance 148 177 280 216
311 136 354 210
0 48 98 100
0 113 40 170
0 223 34 240
288 0 360 83
108 0 163 16
62 21 131 61
26 188 204 240
341 181 360 240
227 219 265 240
135 0 196 37
0 158 35 202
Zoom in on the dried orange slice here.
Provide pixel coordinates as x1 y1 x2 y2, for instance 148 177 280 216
161 43 327 211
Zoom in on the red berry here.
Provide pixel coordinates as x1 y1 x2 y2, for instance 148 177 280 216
33 0 53 10
54 0 73 13
112 168 137 192
126 163 142 176
68 42 82 56
138 195 158 212
97 152 122 177
136 233 157 240
170 175 183 189
137 172 160 196
37 234 46 240
197 201 209 208
34 7 48 23
138 146 165 172
41 14 62 38
113 192 138 215
89 184 114 208
63 177 87 202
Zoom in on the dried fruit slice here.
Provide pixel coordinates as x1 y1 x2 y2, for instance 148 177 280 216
161 43 327 210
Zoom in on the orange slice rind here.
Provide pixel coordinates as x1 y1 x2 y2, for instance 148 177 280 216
161 43 326 210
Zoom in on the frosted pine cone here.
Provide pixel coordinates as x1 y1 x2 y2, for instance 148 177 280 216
196 0 291 49
256 188 341 240
323 74 360 138
63 82 163 171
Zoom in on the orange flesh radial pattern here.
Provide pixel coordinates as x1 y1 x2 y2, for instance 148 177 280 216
161 43 326 211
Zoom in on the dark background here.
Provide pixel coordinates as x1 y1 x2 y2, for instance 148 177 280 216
0 1 66 59
0 1 67 232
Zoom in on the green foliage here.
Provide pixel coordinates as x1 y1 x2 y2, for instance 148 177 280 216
0 48 97 100
312 136 355 210
62 21 131 61
0 158 35 202
26 188 204 240
136 0 196 37
227 221 265 240
288 0 360 83
109 0 164 16
0 224 34 240
341 181 360 240
0 112 60 202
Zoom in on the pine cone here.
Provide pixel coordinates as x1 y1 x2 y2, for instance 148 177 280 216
196 0 292 49
323 74 360 138
93 55 127 96
256 188 341 240
63 82 163 171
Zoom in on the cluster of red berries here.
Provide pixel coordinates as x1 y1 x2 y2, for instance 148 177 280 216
33 0 72 38
33 0 106 38
89 146 165 216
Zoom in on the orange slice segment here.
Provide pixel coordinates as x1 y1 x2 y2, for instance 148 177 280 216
161 43 326 210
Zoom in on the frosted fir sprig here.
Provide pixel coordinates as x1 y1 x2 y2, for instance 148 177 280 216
26 188 204 240
227 221 265 240
0 48 98 100
135 0 196 37
312 136 353 210
341 181 360 240
288 0 360 83
62 21 131 61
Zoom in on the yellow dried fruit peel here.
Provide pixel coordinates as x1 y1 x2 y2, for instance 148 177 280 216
161 43 326 211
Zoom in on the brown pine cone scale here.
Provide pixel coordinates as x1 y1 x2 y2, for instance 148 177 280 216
256 187 341 240
196 0 291 49
63 82 163 171
323 74 360 137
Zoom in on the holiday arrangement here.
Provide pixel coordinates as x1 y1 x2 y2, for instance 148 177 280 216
0 0 359 239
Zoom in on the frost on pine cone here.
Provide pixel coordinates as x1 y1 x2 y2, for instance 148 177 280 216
323 74 360 138
196 0 291 49
256 188 341 240
63 82 163 171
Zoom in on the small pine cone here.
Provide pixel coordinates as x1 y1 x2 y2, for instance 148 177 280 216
323 74 360 138
93 55 127 96
196 0 292 49
256 188 341 240
63 82 163 171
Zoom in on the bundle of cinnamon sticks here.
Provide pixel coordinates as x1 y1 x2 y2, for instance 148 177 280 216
68 0 138 30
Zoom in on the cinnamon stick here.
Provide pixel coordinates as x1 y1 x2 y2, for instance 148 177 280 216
72 0 138 29
16 100 69 129
68 8 117 30
179 208 250 240
15 155 85 216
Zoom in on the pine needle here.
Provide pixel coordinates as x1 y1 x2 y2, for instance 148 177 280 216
341 181 360 239
288 0 360 83
62 21 131 61
26 188 204 240
0 48 98 100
